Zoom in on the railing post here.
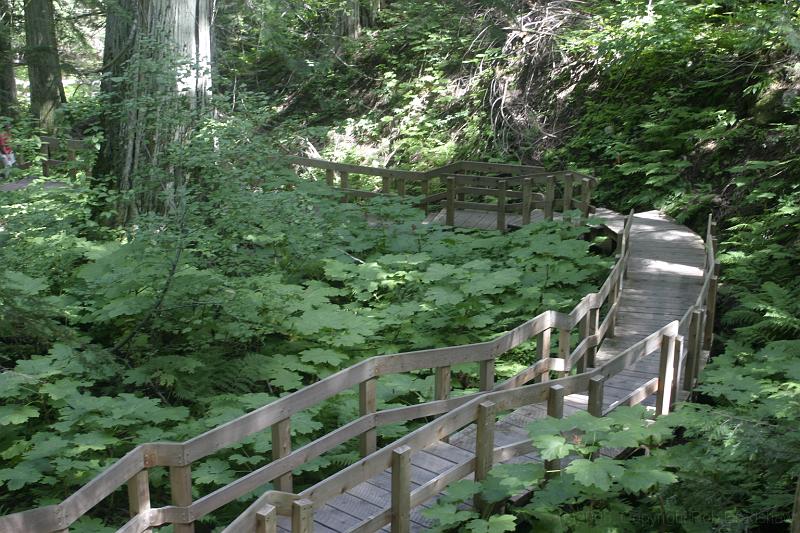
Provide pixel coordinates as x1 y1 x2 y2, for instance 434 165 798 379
340 171 350 203
291 499 314 533
521 178 532 225
656 335 676 416
497 179 507 232
325 169 335 186
536 329 552 383
587 307 599 367
580 178 594 222
703 263 720 350
127 470 150 519
588 375 605 417
382 176 391 193
683 310 701 392
474 401 496 513
544 176 555 221
435 365 451 442
558 328 570 375
397 177 406 196
421 177 431 211
672 336 684 406
170 465 194 533
256 503 277 533
391 446 412 533
272 418 293 492
562 173 574 219
446 176 456 226
577 314 589 373
359 378 377 456
545 384 565 479
479 359 495 391
608 271 620 338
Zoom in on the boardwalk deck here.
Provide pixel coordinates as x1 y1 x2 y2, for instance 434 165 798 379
302 208 708 532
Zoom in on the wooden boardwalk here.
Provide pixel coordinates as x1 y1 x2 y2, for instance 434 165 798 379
280 208 707 533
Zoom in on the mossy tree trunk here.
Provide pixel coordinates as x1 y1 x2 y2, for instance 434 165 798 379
24 0 64 130
94 0 214 225
0 0 16 117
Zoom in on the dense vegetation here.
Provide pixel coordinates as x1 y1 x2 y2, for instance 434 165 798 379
0 0 798 531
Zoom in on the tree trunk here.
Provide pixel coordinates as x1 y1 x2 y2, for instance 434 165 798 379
24 0 64 130
94 0 213 224
0 0 16 117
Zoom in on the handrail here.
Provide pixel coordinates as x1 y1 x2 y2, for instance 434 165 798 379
0 212 631 532
225 212 719 533
287 156 598 231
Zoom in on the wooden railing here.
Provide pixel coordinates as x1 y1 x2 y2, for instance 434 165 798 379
39 136 92 177
287 156 597 231
225 216 719 533
0 213 628 533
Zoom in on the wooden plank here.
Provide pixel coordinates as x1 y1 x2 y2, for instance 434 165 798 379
474 402 496 513
291 499 314 533
446 177 455 226
656 335 676 416
256 504 277 533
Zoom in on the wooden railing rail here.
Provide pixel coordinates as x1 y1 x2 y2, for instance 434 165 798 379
39 136 92 177
0 211 635 533
287 156 597 230
225 213 718 533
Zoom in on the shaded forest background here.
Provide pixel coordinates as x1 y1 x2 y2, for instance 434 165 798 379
0 0 799 530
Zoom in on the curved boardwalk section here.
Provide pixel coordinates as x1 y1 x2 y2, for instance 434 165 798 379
227 208 712 533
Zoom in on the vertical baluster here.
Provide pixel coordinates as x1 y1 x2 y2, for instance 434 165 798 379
586 307 599 368
545 384 565 479
479 360 495 391
544 176 555 220
291 499 314 533
580 178 594 222
435 365 451 443
170 465 194 533
446 177 456 226
536 329 551 383
703 263 720 350
127 470 150 522
521 178 532 225
672 336 684 406
382 176 390 194
588 375 605 417
391 446 411 533
256 504 277 533
272 418 292 492
683 310 701 392
474 401 496 513
359 378 377 456
656 335 676 416
562 173 574 219
340 171 350 203
558 328 571 375
397 177 406 196
497 179 507 232
325 169 335 186
577 314 589 373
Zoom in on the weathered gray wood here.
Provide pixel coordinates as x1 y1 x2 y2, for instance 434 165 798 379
562 174 574 218
545 385 565 479
360 378 378 457
272 418 293 492
522 178 532 225
671 336 684 407
536 329 551 383
291 499 313 533
392 446 412 533
558 328 571 374
544 176 555 220
127 470 150 519
656 335 676 416
325 169 335 187
474 401 496 513
703 270 719 350
170 465 194 533
479 360 494 392
446 177 455 226
497 180 507 232
588 376 605 417
256 504 277 533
